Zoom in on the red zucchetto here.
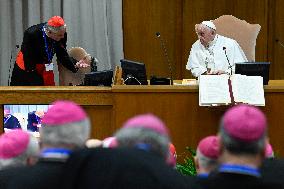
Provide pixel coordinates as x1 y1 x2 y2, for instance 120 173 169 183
47 16 65 27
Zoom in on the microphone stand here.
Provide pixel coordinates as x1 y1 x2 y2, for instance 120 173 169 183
124 76 142 85
223 47 232 76
276 39 284 48
8 45 19 86
90 57 98 72
155 32 173 85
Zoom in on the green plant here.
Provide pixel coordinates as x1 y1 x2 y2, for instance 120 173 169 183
176 147 197 176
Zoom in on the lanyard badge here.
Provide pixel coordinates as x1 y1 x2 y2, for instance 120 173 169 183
42 27 55 71
41 26 56 85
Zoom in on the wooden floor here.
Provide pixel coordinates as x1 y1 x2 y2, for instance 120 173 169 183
1 81 284 157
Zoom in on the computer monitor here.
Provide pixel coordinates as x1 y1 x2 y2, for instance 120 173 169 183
84 70 113 86
120 59 148 85
235 62 270 85
3 104 49 136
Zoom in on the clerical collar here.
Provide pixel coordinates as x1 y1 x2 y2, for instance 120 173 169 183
219 164 261 178
197 173 209 178
135 143 151 152
40 148 72 160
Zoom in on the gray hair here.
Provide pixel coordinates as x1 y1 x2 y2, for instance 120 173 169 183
40 118 90 148
45 23 66 33
219 121 266 155
0 135 39 170
114 127 170 160
196 149 219 171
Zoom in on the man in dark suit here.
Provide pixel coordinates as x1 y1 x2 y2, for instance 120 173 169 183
194 135 220 178
6 100 91 189
198 105 281 189
27 111 42 132
4 109 21 129
114 113 171 163
60 147 193 189
0 130 39 188
10 16 89 86
261 158 284 187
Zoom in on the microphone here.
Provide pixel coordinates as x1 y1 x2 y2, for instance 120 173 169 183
8 45 20 86
155 32 173 85
223 47 233 75
276 39 284 48
90 57 98 72
155 32 161 38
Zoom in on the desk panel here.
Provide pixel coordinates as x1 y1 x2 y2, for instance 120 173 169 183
0 83 284 157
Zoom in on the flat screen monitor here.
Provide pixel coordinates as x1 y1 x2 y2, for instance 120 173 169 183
235 62 270 85
3 104 49 137
84 70 113 86
120 59 148 85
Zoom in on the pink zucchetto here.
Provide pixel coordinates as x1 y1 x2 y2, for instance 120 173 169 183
265 143 274 158
197 136 220 159
41 100 87 126
223 105 267 142
167 143 177 167
0 130 30 159
102 137 118 148
122 114 169 136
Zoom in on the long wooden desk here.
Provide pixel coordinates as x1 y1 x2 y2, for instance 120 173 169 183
0 81 284 157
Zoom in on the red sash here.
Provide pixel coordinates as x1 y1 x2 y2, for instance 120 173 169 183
16 51 25 70
16 51 55 86
35 64 55 86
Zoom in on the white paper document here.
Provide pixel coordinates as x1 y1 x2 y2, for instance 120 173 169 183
199 74 265 106
231 74 265 106
199 75 231 106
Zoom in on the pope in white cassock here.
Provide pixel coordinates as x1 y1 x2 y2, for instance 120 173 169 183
186 21 248 77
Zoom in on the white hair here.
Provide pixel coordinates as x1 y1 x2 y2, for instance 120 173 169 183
45 24 66 33
114 127 170 160
40 118 91 148
219 120 266 155
0 135 39 170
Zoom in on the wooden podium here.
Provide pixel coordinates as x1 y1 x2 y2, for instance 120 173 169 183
1 81 284 157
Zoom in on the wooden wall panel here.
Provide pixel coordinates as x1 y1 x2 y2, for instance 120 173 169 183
123 0 183 79
262 92 284 157
83 105 114 139
112 91 221 155
1 86 284 157
268 0 284 79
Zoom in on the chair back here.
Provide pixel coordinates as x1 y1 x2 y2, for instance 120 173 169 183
58 47 91 86
212 15 261 61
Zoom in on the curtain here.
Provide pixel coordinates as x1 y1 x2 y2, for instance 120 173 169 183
0 0 123 85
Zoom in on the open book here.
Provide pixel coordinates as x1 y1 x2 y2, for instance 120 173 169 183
199 74 265 106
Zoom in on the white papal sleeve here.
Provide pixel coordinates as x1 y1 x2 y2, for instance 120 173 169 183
186 43 207 77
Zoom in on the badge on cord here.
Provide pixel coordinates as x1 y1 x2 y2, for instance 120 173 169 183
45 63 54 71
